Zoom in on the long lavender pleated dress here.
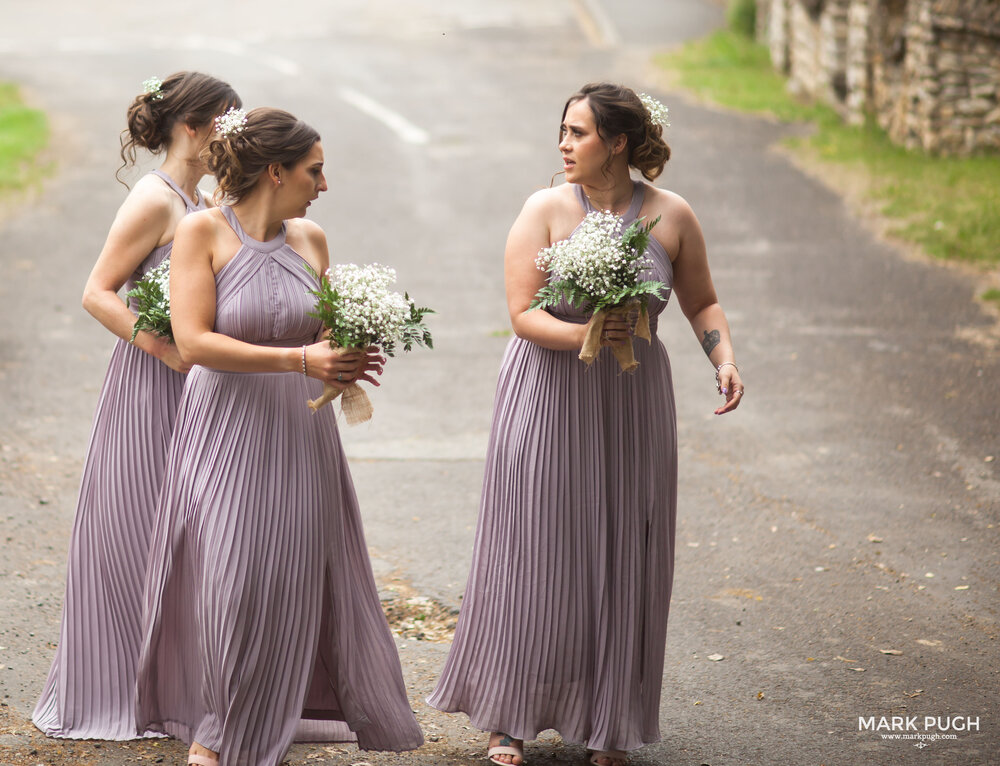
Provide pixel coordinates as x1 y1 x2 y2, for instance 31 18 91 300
33 170 202 740
428 181 677 754
135 207 423 766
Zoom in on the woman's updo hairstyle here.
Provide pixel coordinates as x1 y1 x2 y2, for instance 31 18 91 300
119 71 240 182
561 82 671 181
205 108 320 204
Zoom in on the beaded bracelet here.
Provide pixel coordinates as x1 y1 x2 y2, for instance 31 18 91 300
301 345 307 375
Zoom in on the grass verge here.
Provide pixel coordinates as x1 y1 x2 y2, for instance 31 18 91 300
0 81 50 195
655 28 1000 304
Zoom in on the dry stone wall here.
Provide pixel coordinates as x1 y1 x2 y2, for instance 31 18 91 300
756 0 1000 154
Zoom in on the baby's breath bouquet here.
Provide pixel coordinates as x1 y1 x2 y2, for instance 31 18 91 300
126 259 173 343
530 211 667 372
306 263 433 424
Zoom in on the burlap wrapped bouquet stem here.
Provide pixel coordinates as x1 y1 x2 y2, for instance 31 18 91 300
306 345 375 425
578 298 652 373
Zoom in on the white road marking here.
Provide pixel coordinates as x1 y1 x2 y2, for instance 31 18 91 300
337 87 430 146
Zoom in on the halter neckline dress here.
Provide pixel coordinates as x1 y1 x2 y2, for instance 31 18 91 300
428 180 678 754
136 206 423 765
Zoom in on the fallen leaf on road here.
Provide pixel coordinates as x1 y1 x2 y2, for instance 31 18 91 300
850 667 866 672
905 690 925 698
757 691 765 700
954 585 970 590
867 534 883 543
707 654 724 662
879 649 903 655
916 639 942 647
834 656 859 663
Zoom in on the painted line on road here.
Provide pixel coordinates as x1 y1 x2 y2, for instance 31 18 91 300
570 0 620 49
175 35 301 76
337 87 430 146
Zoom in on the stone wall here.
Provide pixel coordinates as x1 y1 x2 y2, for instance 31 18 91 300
756 0 1000 154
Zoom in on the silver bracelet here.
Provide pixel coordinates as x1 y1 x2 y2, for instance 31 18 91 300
716 361 739 374
301 345 307 375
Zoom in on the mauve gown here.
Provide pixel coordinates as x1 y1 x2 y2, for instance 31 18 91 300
33 170 202 740
135 206 423 766
428 181 677 753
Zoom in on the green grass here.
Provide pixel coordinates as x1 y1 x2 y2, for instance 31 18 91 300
657 29 1000 267
981 287 1000 307
0 82 49 193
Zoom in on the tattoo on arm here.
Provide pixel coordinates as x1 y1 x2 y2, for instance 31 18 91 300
702 329 720 357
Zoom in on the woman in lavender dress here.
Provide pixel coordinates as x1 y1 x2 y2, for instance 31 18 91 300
135 107 423 766
428 83 744 766
33 72 240 741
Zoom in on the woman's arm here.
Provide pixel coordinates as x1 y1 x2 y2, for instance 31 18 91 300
668 198 744 415
505 191 589 351
81 181 190 372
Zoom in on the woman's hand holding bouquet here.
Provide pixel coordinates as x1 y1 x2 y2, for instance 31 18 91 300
306 263 433 424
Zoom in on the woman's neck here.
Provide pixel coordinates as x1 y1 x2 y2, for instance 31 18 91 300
230 197 284 242
580 173 634 215
158 154 203 203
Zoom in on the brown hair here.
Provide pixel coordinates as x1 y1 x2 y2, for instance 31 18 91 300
561 82 671 181
204 107 320 204
118 71 240 184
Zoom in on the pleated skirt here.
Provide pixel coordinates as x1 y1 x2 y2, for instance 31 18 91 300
136 367 423 766
34 339 185 739
428 334 677 753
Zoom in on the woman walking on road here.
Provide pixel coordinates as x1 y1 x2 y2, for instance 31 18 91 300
33 71 240 741
135 107 423 766
428 82 744 766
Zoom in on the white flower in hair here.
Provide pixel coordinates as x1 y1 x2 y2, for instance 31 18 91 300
639 93 670 128
142 77 164 101
215 107 248 138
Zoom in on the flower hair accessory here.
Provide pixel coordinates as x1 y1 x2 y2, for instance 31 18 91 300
639 93 670 128
142 77 164 101
215 107 248 138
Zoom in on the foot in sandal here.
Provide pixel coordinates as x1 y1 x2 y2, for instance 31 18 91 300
187 741 220 766
488 732 525 765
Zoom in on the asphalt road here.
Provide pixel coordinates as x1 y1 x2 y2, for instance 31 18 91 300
0 1 997 764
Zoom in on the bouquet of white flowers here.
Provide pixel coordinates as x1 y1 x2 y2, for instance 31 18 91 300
531 211 667 372
306 263 433 424
126 259 173 343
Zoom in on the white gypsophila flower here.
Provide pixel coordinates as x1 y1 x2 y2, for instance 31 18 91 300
142 77 164 101
146 259 171 308
536 211 652 301
215 106 248 138
639 93 670 128
328 263 411 344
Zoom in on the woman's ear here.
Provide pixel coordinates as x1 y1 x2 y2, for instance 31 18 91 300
611 133 627 156
268 163 282 187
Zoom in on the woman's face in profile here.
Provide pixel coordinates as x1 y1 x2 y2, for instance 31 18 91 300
283 141 328 217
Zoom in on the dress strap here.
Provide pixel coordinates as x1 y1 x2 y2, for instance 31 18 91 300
150 169 202 210
621 180 646 225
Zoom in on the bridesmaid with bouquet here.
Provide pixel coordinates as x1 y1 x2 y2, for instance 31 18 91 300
428 82 744 766
135 107 423 765
34 71 240 741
